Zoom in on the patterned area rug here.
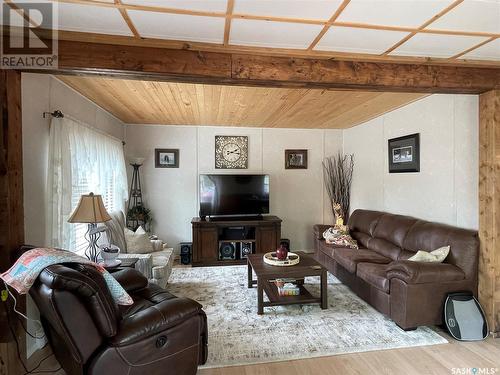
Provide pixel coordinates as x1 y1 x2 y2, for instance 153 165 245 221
167 265 447 368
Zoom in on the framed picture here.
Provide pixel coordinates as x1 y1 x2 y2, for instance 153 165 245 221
155 148 179 168
285 149 308 169
215 135 249 169
388 133 420 173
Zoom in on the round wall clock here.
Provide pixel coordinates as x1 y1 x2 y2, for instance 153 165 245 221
215 135 248 169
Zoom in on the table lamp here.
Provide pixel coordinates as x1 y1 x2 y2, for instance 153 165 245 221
68 192 112 262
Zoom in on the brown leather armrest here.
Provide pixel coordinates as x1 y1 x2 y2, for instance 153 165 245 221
386 261 465 284
110 268 148 293
111 297 203 346
313 224 330 240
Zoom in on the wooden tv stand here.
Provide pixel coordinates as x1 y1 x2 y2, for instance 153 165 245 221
191 216 282 267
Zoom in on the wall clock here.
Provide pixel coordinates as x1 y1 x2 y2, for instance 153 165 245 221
215 135 248 169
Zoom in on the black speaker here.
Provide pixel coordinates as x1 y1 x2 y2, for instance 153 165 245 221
180 242 192 265
219 241 236 260
239 241 254 259
280 238 290 251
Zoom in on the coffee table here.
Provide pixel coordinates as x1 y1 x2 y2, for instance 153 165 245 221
247 251 328 314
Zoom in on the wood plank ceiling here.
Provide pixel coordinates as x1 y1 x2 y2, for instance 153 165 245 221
57 76 426 128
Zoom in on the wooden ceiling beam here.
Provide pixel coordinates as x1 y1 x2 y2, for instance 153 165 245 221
46 39 500 94
382 0 464 55
6 27 499 68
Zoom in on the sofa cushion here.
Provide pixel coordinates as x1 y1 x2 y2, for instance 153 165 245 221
402 220 479 279
348 210 384 236
318 242 336 258
372 214 419 248
351 231 371 248
367 238 402 260
334 248 391 274
356 263 390 293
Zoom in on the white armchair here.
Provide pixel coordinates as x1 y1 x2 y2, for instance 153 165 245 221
104 211 174 288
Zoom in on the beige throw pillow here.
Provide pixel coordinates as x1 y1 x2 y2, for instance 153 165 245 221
408 245 450 263
124 226 153 254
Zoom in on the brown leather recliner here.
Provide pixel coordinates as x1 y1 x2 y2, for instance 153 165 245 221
29 262 208 375
314 209 479 330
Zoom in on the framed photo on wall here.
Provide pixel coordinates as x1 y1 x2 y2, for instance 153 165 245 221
155 148 179 168
388 133 420 173
285 149 308 169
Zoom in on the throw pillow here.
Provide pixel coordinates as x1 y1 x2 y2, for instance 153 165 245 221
124 226 153 254
323 226 358 249
408 245 450 262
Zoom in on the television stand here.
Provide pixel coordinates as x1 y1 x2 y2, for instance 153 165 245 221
191 215 282 267
205 215 264 222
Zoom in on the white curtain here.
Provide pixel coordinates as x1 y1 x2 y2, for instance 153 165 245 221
46 116 128 251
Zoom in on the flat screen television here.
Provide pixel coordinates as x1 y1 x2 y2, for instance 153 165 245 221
199 174 270 218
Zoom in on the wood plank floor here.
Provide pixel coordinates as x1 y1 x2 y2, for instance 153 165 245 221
30 333 499 375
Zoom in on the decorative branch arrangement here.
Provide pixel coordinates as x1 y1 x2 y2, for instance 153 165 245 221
323 152 354 224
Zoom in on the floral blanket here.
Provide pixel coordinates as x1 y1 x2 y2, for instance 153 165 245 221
0 248 133 305
323 225 359 249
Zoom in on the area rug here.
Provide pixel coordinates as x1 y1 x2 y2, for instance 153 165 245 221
166 265 447 368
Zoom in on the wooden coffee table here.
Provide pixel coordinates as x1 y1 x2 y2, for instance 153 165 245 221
247 251 328 314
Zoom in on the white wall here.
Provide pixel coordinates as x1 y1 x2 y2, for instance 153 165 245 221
21 73 125 357
125 125 343 253
344 94 478 230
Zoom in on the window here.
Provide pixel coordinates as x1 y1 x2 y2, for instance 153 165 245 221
47 116 128 253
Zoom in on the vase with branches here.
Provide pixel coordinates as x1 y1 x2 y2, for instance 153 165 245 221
323 152 354 225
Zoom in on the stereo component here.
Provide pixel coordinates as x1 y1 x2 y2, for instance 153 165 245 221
219 241 236 260
239 241 254 259
180 242 192 265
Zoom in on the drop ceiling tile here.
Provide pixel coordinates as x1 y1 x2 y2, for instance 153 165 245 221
24 2 132 36
462 38 500 61
128 11 224 43
337 0 456 27
123 0 228 13
390 33 489 58
233 0 343 20
315 26 410 54
230 19 323 48
429 0 500 34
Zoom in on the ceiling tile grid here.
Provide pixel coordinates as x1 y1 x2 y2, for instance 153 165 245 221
233 0 343 20
127 10 225 43
462 38 500 61
429 0 500 34
2 0 500 64
315 26 410 54
230 19 323 49
336 0 457 27
390 33 490 58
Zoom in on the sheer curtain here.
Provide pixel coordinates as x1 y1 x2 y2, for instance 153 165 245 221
46 116 128 252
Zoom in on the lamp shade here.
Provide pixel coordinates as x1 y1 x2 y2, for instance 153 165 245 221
68 193 112 224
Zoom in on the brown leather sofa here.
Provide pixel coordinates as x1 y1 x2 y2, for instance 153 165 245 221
314 209 479 330
29 262 208 375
